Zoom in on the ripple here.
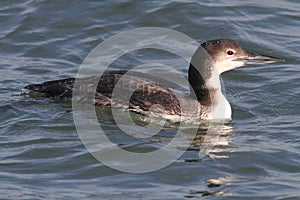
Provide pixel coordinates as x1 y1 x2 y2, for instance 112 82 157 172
0 0 299 198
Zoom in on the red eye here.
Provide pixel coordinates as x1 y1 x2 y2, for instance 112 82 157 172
227 50 234 55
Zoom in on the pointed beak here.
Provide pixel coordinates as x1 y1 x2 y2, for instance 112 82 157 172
236 53 285 65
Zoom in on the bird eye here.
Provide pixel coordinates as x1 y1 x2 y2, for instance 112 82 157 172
226 50 234 55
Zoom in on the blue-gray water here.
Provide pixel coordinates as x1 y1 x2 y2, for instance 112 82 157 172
1 0 300 199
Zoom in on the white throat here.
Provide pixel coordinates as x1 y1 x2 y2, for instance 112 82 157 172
206 69 232 120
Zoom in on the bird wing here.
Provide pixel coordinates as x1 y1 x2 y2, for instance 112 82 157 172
25 71 183 115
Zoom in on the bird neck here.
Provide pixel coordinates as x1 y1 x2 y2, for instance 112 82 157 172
188 63 209 105
188 62 222 106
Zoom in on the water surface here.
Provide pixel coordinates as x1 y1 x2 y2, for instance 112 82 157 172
0 0 299 199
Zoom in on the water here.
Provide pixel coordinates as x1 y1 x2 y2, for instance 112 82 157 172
1 0 299 199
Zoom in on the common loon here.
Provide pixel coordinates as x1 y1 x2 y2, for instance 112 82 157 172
25 39 283 121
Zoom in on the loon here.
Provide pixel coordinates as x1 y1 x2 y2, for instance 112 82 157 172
25 39 283 121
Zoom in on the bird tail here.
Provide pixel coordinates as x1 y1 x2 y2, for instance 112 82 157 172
24 83 43 92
